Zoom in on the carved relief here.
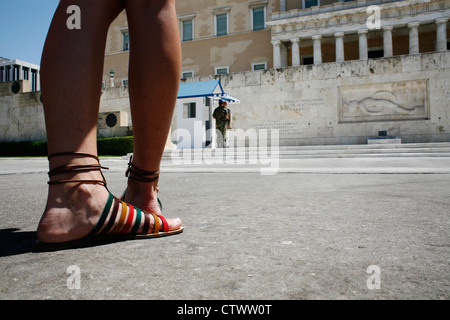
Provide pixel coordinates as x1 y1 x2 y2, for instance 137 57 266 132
339 80 428 123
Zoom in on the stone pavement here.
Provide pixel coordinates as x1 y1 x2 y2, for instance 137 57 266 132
0 155 449 300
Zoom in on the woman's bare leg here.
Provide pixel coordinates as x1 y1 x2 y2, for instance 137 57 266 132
37 0 181 243
123 0 182 214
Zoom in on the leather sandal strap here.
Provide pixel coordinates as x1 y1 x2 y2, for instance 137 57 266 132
100 197 120 235
78 191 169 238
111 201 129 234
125 155 160 183
130 207 142 235
47 152 108 187
157 214 169 233
120 204 135 234
88 192 114 237
143 211 151 235
150 213 160 235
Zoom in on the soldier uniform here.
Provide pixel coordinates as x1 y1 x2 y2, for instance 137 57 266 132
213 101 229 147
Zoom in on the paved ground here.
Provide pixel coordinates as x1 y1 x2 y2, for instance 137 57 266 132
0 156 449 301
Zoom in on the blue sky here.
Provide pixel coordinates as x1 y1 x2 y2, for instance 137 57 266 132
0 0 59 65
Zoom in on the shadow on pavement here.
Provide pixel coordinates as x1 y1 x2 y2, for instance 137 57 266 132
0 228 37 257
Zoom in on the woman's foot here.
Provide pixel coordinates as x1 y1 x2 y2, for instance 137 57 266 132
37 155 182 244
37 183 182 244
122 179 162 215
37 183 109 243
122 156 163 215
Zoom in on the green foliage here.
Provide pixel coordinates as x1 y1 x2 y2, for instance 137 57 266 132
0 136 134 157
0 140 48 157
97 136 134 156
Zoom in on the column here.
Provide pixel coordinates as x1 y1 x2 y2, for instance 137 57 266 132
31 69 37 91
12 65 18 81
291 38 300 66
358 29 368 60
383 26 393 57
272 40 282 68
36 69 40 91
312 35 322 65
334 32 345 62
436 18 449 52
408 22 420 55
18 65 23 81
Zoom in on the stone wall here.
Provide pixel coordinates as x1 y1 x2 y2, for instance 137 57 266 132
0 81 132 143
1 51 449 147
0 80 46 143
98 86 132 138
207 51 450 146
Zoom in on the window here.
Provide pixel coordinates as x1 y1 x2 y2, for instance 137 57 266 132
179 14 196 42
304 0 319 8
22 67 29 80
30 69 37 91
122 32 130 51
252 7 266 30
252 62 267 71
183 103 196 119
5 66 10 81
182 71 194 79
182 19 193 41
215 66 229 75
368 49 384 59
122 79 129 86
215 13 228 36
303 56 314 65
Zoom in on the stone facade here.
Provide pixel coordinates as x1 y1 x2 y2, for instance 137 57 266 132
1 0 448 147
0 80 45 142
102 0 450 83
97 86 133 139
103 0 277 84
205 51 450 146
0 58 40 92
2 51 448 146
0 82 132 143
269 0 450 68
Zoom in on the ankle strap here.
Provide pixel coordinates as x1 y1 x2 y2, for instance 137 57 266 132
125 155 160 183
47 152 108 187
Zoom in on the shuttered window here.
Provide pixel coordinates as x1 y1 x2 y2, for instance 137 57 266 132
304 0 318 8
216 13 228 36
252 7 265 30
182 19 193 41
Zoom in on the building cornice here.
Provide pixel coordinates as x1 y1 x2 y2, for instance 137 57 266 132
268 0 450 40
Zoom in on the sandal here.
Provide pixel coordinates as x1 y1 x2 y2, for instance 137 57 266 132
35 152 183 252
121 155 163 212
